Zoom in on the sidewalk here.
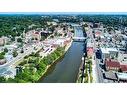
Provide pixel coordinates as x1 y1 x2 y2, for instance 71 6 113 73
92 54 98 83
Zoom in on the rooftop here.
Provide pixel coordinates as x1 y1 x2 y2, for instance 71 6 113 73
104 71 117 80
105 59 120 68
101 48 109 54
120 65 127 72
101 47 118 54
116 72 127 80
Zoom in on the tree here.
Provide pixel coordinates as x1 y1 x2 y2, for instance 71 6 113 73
31 38 34 40
0 76 6 83
20 49 24 53
19 60 28 66
6 78 15 83
0 52 5 59
11 37 15 41
15 68 32 82
35 53 40 57
4 48 8 53
0 54 4 59
17 38 22 43
13 50 18 57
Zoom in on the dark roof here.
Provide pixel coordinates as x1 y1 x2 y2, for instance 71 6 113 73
35 32 39 34
105 59 120 68
120 65 127 71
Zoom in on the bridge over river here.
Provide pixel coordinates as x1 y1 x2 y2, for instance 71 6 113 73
73 26 86 42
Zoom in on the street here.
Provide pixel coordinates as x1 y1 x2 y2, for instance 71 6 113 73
88 27 104 83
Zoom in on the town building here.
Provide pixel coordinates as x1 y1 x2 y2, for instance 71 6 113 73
116 72 127 82
101 48 118 59
105 59 120 71
0 38 5 46
0 36 9 46
87 39 94 57
105 57 127 72
25 30 41 43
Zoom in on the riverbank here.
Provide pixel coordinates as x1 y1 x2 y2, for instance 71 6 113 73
76 56 93 83
37 40 73 82
76 56 84 83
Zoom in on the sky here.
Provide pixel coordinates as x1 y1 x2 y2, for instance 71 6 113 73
0 0 127 13
1 12 127 15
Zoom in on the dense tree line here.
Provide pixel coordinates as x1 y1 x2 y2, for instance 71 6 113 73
0 15 52 37
51 15 127 27
79 15 127 27
1 14 127 39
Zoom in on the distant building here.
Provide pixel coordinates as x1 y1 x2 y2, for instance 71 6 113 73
0 36 10 46
54 38 70 47
47 21 57 26
87 39 94 57
93 23 101 28
53 19 59 22
0 38 5 46
25 30 41 43
32 31 41 40
93 29 102 38
43 38 70 47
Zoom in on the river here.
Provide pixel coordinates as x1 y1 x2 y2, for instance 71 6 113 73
39 25 86 83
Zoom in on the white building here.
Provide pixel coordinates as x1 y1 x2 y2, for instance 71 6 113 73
116 72 127 81
101 47 118 59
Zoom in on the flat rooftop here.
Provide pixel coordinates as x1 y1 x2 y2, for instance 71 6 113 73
116 72 127 80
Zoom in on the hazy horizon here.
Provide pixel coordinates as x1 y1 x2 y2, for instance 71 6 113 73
1 12 127 15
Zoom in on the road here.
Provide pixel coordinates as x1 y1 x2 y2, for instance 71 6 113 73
95 58 104 83
89 27 104 83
